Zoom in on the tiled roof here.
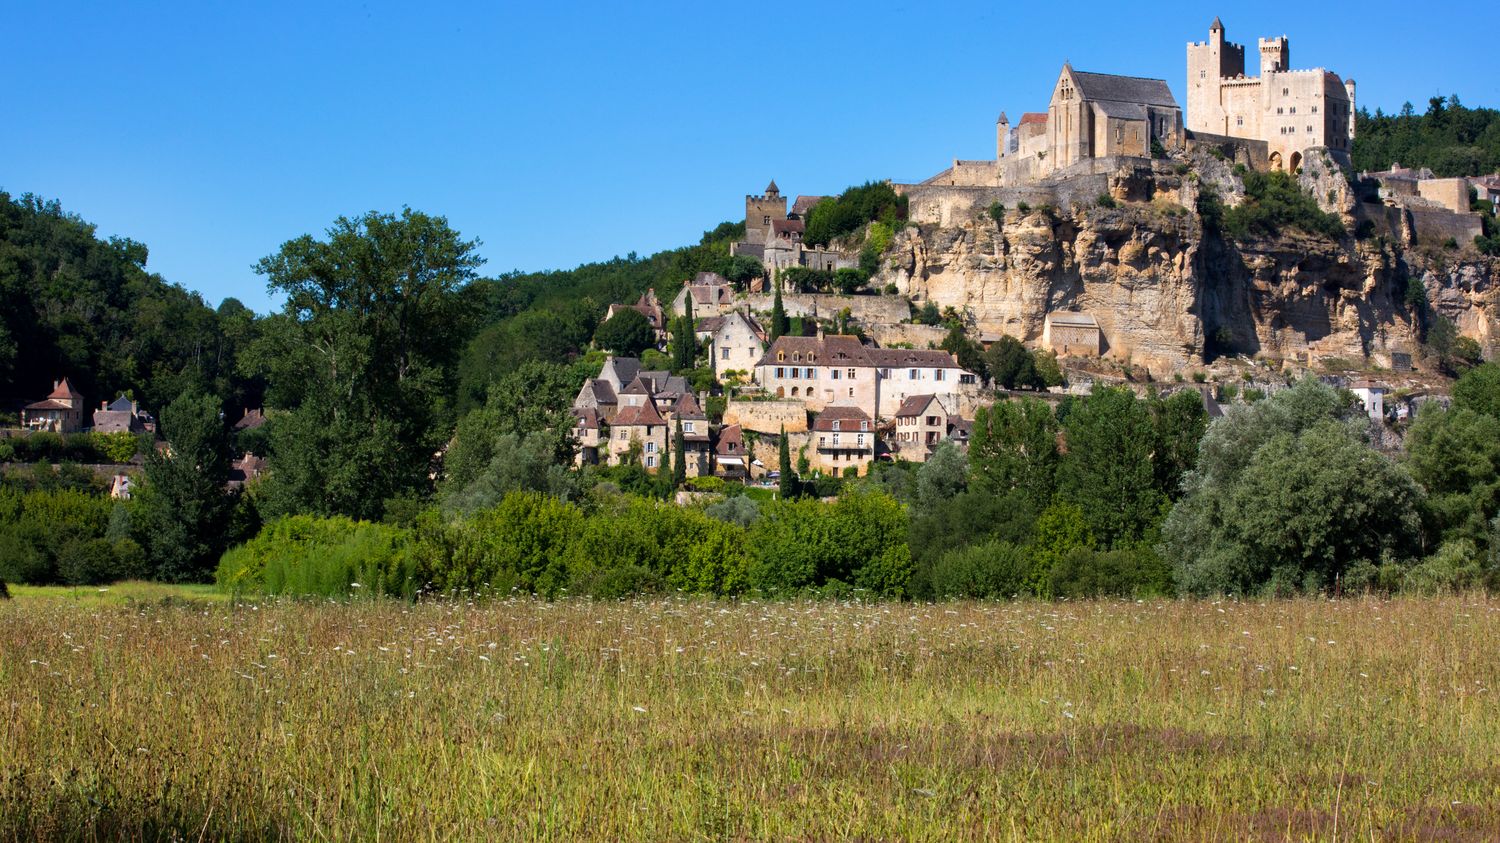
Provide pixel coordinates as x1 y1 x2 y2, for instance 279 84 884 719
755 335 872 369
602 357 642 386
670 392 707 420
24 399 73 411
1020 112 1048 126
106 396 135 413
621 377 653 396
696 316 726 334
572 407 602 429
47 378 84 401
716 424 744 455
866 348 964 369
693 271 729 286
771 219 805 236
613 400 665 427
894 394 942 418
812 405 872 432
233 408 266 430
1046 311 1099 328
791 195 826 216
1092 100 1148 120
1069 69 1178 109
580 379 617 404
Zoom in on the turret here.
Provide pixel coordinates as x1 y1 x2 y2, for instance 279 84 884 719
1345 79 1357 140
996 111 1009 159
1258 35 1289 75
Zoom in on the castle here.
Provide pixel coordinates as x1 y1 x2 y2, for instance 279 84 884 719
730 180 855 279
1186 17 1355 172
917 17 1355 189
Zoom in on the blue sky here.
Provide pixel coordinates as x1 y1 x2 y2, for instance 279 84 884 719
5 1 1495 313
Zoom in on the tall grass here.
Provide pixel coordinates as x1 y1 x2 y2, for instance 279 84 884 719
2 595 1498 840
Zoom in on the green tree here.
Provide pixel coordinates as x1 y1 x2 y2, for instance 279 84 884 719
1405 405 1500 550
1056 388 1163 548
770 279 789 342
984 336 1041 390
969 398 1059 504
672 418 687 487
249 208 482 520
777 426 795 499
940 326 987 379
1150 389 1210 498
672 290 696 371
1451 362 1500 419
594 307 654 357
135 391 234 581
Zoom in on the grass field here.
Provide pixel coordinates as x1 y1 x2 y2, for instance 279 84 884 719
2 594 1498 841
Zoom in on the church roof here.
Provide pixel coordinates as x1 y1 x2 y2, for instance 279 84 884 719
1069 70 1179 109
1092 100 1148 120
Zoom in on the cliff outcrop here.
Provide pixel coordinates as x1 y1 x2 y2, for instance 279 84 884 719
877 154 1498 375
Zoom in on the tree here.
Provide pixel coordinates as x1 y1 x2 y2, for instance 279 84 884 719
443 431 580 515
940 326 987 379
672 418 687 487
1451 362 1500 419
594 308 654 357
770 279 789 342
135 391 234 581
1405 405 1500 549
969 398 1059 504
777 426 794 498
1056 388 1162 548
984 336 1042 390
1150 389 1210 499
249 208 482 520
672 290 696 371
1164 379 1422 595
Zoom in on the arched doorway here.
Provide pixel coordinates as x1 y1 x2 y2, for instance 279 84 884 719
1268 151 1284 172
776 386 784 398
1289 151 1302 174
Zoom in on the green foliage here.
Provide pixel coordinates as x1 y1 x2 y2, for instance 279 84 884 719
912 301 942 326
1027 502 1094 597
1405 403 1500 551
1049 545 1173 598
833 268 868 295
671 419 686 487
432 492 582 596
443 431 580 515
984 336 1045 390
1425 315 1484 377
1221 170 1345 240
1166 380 1423 595
777 428 794 499
1096 193 1118 209
0 192 262 418
92 432 141 464
858 221 895 276
987 202 1006 226
2 432 139 464
135 390 234 582
594 307 654 357
748 489 911 597
1450 362 1500 418
215 514 419 598
929 540 1029 598
779 266 833 293
0 486 113 584
802 182 907 248
1352 95 1500 177
939 326 986 379
770 281 789 342
249 208 483 521
1055 388 1164 548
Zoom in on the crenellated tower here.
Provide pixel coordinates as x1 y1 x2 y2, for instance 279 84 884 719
744 180 787 246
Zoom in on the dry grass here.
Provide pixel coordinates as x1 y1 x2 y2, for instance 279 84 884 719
2 594 1498 841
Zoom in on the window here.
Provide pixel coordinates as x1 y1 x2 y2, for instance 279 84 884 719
777 351 785 362
1276 107 1283 115
831 369 840 380
618 430 628 440
1307 126 1313 134
684 422 694 433
645 442 657 453
1236 116 1243 127
1289 107 1296 114
856 434 865 446
775 367 785 378
1311 105 1318 114
848 388 854 397
1282 88 1289 96
833 451 840 461
832 433 840 446
1289 126 1295 133
793 352 801 362
847 368 856 379
861 421 869 431
646 456 656 468
831 420 840 431
720 347 729 360
934 369 945 382
909 368 918 379
762 215 770 225
1199 70 1205 79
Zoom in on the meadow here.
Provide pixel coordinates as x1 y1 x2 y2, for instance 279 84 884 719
2 591 1498 841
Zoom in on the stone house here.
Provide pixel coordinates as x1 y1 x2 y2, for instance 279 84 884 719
714 423 749 479
810 405 875 476
710 310 767 381
608 399 669 473
890 394 962 463
232 408 264 433
671 272 736 317
730 179 857 281
754 334 978 420
92 396 148 434
1186 18 1355 171
571 407 605 465
1042 311 1103 357
664 393 712 477
22 378 85 432
573 378 619 421
1349 380 1388 421
605 289 666 339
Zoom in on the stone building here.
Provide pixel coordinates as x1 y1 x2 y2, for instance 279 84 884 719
730 180 857 280
21 378 85 432
571 408 605 466
889 394 963 463
607 399 668 473
92 395 148 434
1044 64 1182 172
710 310 766 381
810 405 875 476
753 334 978 419
714 424 749 479
663 393 712 477
1186 17 1355 172
671 272 735 317
1042 311 1103 356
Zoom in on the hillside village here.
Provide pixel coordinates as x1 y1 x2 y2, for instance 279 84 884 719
571 17 1499 481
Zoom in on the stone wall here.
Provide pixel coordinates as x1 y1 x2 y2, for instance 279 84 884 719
1410 207 1483 247
1185 130 1270 171
723 399 808 434
864 323 948 349
1418 178 1471 215
745 292 911 326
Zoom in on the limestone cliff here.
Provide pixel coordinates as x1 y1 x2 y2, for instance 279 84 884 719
877 156 1499 375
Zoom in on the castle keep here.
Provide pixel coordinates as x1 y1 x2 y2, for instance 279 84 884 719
1186 17 1355 171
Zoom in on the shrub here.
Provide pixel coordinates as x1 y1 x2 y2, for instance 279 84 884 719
438 492 581 596
93 432 140 464
988 202 1006 225
1096 194 1118 209
803 182 907 248
216 514 420 599
1049 545 1174 598
1403 539 1485 595
749 489 910 597
1222 170 1345 240
929 540 1029 598
56 537 123 586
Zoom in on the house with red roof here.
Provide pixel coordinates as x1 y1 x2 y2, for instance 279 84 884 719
22 378 85 433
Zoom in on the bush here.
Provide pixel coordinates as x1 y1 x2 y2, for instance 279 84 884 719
1403 540 1486 595
0 486 113 584
928 540 1029 598
1096 194 1117 209
56 537 124 586
988 202 1006 225
1222 170 1345 240
803 182 906 248
1049 546 1174 598
216 514 420 599
749 489 910 596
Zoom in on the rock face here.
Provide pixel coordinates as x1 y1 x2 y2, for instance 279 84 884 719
877 159 1498 375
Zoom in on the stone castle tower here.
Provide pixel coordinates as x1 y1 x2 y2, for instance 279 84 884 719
1187 17 1355 171
743 180 786 246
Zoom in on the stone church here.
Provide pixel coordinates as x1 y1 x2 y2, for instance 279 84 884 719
1186 17 1356 171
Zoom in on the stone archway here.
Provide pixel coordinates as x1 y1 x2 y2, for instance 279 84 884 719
1289 151 1303 174
1268 150 1284 172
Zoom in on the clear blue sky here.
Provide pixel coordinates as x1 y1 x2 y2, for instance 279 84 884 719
5 1 1494 313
